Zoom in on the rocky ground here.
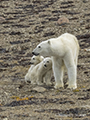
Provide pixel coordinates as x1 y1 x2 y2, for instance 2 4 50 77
0 0 90 120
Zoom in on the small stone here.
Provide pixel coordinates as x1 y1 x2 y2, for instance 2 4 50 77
74 28 78 31
3 118 8 120
0 17 5 23
16 87 19 91
57 16 69 25
84 49 90 52
33 86 46 92
83 0 88 3
4 92 8 95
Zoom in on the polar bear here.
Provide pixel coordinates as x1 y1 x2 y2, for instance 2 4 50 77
25 55 44 83
42 57 52 86
32 33 79 89
26 57 52 85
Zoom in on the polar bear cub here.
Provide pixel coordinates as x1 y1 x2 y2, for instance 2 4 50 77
25 55 44 83
27 57 52 85
32 33 79 89
39 57 52 86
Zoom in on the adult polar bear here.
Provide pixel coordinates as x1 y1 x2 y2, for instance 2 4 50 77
32 33 79 89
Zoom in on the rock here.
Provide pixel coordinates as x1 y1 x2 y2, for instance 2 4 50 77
3 118 8 120
0 108 3 112
84 49 90 52
33 86 46 92
57 16 69 25
0 17 5 23
83 0 88 3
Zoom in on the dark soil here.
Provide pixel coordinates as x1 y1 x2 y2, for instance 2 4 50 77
0 0 90 120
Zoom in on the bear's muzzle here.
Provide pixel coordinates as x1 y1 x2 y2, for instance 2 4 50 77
32 52 39 56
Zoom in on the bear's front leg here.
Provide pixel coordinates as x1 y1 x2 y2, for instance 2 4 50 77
36 75 44 85
44 69 52 86
31 80 37 85
25 73 30 83
52 58 64 89
64 52 77 89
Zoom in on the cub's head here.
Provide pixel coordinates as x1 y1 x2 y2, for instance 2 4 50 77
32 40 51 57
30 55 44 65
43 57 52 69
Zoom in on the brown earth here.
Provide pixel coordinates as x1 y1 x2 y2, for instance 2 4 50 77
0 0 90 120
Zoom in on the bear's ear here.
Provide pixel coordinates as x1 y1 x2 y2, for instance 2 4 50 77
48 40 50 45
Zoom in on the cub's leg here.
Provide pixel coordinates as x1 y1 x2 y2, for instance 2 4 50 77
36 74 44 85
44 69 52 86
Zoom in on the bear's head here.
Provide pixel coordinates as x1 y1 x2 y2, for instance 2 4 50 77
43 57 52 69
32 40 52 57
30 55 44 65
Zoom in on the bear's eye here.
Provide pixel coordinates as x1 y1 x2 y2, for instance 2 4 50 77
38 46 41 48
33 58 35 60
47 61 49 63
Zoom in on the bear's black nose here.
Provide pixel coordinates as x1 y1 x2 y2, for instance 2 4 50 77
32 52 39 56
44 64 47 67
32 51 34 55
29 62 33 64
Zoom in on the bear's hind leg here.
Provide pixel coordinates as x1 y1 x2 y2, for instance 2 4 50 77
64 52 77 89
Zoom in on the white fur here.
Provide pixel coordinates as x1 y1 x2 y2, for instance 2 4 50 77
32 33 79 89
43 58 52 86
29 57 52 85
25 55 44 84
25 57 52 85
